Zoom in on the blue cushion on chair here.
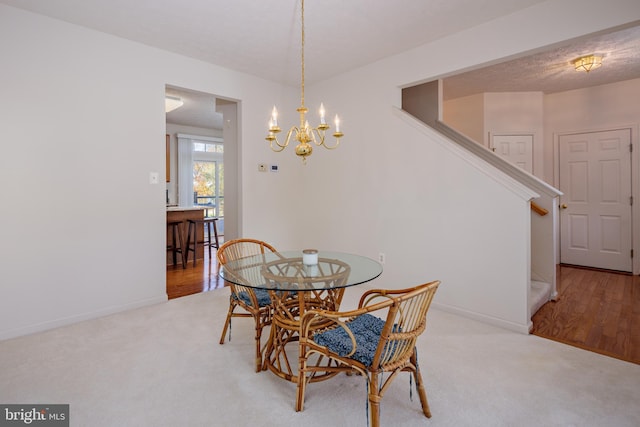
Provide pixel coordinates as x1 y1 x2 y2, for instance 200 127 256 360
313 314 386 367
233 290 298 308
235 289 272 307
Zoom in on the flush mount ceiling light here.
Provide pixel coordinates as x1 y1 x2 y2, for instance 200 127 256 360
572 55 603 73
165 96 184 113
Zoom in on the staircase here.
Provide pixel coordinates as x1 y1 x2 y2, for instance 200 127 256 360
530 280 553 316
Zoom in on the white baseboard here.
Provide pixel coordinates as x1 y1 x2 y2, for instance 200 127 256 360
432 302 532 334
0 294 168 341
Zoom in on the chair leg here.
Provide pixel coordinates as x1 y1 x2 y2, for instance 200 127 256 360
212 219 220 249
295 340 309 412
219 299 236 345
369 373 382 427
411 353 432 418
191 221 197 267
254 320 265 373
184 221 192 266
261 320 276 372
185 220 198 267
171 224 178 265
205 221 212 259
176 222 186 269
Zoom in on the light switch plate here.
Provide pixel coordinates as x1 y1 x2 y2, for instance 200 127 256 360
149 172 159 184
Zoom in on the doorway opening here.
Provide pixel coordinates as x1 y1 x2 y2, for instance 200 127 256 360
165 84 239 297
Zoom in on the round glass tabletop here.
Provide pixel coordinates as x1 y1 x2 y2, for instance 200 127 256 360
219 250 383 291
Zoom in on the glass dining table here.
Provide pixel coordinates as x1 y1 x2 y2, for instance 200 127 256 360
219 250 383 382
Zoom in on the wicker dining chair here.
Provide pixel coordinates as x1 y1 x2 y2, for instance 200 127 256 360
296 280 440 427
217 238 278 372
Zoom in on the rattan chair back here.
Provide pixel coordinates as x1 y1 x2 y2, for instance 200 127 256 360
217 238 277 372
296 280 440 427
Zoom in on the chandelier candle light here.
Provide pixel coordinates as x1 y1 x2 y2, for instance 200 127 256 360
265 0 343 164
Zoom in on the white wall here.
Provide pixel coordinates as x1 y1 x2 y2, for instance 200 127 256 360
0 4 298 339
217 102 239 240
292 77 536 330
444 92 545 178
484 92 545 178
444 94 485 143
544 78 640 182
290 0 640 331
1 0 639 338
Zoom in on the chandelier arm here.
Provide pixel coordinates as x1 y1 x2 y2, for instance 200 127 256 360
322 139 341 150
268 138 287 152
269 127 298 152
278 127 297 149
285 127 298 148
312 128 341 150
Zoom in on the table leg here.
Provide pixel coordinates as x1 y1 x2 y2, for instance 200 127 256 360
263 289 345 383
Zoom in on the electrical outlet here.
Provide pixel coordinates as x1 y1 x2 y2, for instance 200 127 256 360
378 253 385 264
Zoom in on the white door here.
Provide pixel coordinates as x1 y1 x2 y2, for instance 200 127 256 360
559 129 632 272
491 134 533 173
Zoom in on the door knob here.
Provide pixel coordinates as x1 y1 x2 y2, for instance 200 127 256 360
561 204 568 209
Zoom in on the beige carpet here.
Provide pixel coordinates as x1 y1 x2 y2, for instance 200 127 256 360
1 287 639 427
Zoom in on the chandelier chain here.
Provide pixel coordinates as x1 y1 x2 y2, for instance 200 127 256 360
300 0 305 108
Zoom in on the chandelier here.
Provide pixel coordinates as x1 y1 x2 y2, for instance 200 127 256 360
572 55 603 73
265 0 343 164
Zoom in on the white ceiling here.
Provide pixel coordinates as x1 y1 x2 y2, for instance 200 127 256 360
0 0 550 85
165 85 225 130
4 0 639 129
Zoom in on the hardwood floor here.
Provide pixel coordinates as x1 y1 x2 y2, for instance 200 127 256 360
532 265 639 365
166 250 225 300
168 256 639 365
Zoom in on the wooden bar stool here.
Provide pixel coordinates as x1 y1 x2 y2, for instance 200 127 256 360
167 220 186 268
185 217 220 267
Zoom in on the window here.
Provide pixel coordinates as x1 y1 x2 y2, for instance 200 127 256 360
193 142 224 154
193 141 223 217
177 134 223 217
